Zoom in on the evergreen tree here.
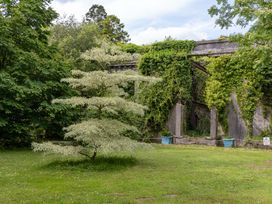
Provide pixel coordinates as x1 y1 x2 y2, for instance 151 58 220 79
85 4 130 43
85 4 107 23
100 15 130 43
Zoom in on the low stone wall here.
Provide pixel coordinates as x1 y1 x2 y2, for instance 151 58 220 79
243 140 272 150
150 137 217 146
175 137 216 146
150 136 272 150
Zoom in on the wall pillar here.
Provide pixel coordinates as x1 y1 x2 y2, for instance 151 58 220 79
210 107 218 139
173 102 185 143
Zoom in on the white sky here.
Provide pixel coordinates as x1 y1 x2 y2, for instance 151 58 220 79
51 0 248 45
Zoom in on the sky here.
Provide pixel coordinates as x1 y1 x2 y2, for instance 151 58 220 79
51 0 248 45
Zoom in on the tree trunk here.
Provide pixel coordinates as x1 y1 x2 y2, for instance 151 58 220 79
91 150 97 160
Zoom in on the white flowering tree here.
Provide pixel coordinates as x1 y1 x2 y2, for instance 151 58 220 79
81 40 140 69
32 69 160 160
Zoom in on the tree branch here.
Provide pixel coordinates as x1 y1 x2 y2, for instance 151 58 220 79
78 151 92 159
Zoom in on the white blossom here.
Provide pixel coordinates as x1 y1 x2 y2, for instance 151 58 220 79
81 40 140 68
33 67 160 159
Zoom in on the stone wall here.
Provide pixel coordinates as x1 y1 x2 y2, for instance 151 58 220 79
227 93 248 144
189 103 210 133
175 137 216 146
253 106 271 136
166 104 178 136
166 102 185 138
227 93 271 143
192 40 238 56
166 102 211 138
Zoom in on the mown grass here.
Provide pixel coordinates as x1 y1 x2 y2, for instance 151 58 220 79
1 145 272 204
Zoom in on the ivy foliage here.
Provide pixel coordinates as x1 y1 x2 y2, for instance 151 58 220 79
205 50 265 134
138 40 195 132
118 43 151 54
151 40 196 52
207 0 272 136
205 55 234 110
192 68 208 105
138 50 189 76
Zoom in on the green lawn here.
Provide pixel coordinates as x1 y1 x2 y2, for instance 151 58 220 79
1 145 272 204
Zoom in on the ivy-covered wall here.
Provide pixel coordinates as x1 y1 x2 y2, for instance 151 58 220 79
205 49 272 137
138 40 196 132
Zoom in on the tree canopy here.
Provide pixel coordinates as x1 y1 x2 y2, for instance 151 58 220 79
80 40 140 69
85 4 107 23
209 0 271 29
0 0 79 147
50 17 99 61
84 4 130 43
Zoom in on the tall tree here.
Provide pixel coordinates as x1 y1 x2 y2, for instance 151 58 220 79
50 16 100 61
84 4 130 43
0 0 77 147
85 4 107 23
100 15 130 43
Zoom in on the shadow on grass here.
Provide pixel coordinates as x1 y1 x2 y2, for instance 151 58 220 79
43 156 138 172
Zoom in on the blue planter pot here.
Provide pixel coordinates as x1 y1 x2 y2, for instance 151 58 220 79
223 138 235 148
161 136 173 144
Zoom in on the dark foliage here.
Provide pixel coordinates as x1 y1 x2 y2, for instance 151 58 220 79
0 0 80 147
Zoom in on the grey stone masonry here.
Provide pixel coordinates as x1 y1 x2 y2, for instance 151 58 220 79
166 102 185 143
191 39 238 56
210 107 218 139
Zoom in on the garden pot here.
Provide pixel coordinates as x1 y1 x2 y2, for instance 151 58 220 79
161 136 173 144
223 138 235 148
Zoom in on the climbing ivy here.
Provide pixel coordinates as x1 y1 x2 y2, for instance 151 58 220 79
192 68 208 104
205 55 233 110
207 0 272 137
138 40 195 132
151 40 195 52
118 43 151 54
205 50 264 135
138 50 189 76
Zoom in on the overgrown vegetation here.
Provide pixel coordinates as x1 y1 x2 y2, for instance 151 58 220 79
138 40 195 132
206 0 272 136
1 0 271 149
119 43 151 54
